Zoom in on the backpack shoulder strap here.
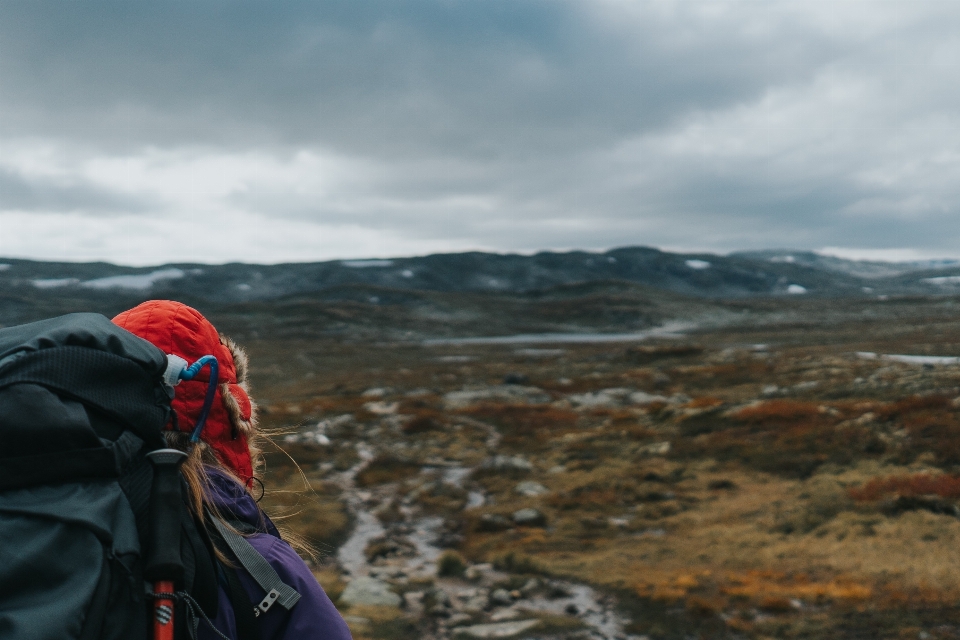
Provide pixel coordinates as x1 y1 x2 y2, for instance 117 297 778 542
221 563 261 640
209 517 302 616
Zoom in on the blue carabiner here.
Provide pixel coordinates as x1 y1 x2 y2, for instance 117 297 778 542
179 355 219 443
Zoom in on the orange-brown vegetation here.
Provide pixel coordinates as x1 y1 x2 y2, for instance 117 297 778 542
236 306 960 637
673 407 880 478
461 404 580 447
686 396 725 409
355 456 422 487
850 473 960 501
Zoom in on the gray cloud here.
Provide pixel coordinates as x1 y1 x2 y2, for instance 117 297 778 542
0 168 154 214
1 1 835 151
1 1 959 262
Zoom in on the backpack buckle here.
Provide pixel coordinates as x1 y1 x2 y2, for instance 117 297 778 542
255 589 280 616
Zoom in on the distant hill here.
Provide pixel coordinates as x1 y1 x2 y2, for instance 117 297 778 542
731 250 960 279
3 246 960 318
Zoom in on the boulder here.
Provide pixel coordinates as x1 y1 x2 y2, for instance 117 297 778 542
478 514 513 532
454 620 540 638
629 390 669 405
638 441 671 456
464 563 494 580
567 388 633 408
512 508 547 527
444 386 551 409
363 400 399 415
514 481 548 497
481 455 533 473
448 613 474 627
460 590 490 614
339 576 402 608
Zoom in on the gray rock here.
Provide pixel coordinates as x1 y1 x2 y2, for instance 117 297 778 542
638 441 671 456
464 563 494 580
629 390 669 405
403 591 425 616
490 588 513 606
448 613 474 627
444 386 551 409
427 586 452 607
454 619 540 638
481 455 533 472
567 388 634 408
363 400 398 415
514 481 548 497
519 578 540 596
339 576 402 608
461 593 490 615
512 508 547 527
478 514 513 532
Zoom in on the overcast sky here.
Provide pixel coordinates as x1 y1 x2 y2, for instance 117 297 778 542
2 1 960 265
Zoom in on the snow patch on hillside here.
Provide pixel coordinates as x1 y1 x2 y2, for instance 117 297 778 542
81 268 185 290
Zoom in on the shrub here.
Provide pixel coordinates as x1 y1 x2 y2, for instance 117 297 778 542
731 399 823 424
875 395 960 467
402 414 445 434
493 551 544 574
849 473 960 502
625 344 703 364
671 399 883 478
463 405 579 445
874 395 951 421
436 551 468 577
687 396 724 409
355 456 421 487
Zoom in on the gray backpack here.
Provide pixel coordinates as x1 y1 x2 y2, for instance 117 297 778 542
0 313 220 640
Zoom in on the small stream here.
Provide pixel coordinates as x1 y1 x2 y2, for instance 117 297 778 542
334 449 638 639
335 443 382 577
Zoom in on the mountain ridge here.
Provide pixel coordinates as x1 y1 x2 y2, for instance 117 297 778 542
4 246 960 306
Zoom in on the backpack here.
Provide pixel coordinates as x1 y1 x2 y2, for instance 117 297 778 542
0 313 222 640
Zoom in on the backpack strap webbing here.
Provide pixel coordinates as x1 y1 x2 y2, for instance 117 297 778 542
210 517 302 615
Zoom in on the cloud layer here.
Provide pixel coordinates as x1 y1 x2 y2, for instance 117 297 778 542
1 1 959 264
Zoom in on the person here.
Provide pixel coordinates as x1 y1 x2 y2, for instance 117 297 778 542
113 300 352 640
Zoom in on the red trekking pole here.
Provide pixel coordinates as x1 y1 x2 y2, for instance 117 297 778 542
144 354 218 639
146 449 189 640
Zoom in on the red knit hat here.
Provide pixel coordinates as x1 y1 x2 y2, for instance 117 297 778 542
113 300 256 482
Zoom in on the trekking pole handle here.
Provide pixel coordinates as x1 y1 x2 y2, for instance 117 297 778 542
145 449 189 581
146 449 188 640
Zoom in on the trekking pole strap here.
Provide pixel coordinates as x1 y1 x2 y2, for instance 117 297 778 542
209 516 302 615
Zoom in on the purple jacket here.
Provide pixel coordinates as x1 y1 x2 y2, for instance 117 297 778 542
198 470 353 640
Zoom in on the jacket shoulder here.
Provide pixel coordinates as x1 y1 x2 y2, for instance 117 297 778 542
240 533 353 640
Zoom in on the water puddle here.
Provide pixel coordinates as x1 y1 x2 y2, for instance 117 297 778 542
422 322 694 346
857 351 960 365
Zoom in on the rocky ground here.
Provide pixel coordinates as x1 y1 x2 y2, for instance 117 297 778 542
15 280 960 639
236 298 960 639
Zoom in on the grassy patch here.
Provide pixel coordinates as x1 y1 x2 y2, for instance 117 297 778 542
356 456 422 487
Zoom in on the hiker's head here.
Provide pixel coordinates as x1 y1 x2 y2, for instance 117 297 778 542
113 300 260 484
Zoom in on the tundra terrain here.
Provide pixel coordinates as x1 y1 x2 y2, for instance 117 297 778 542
206 291 960 640
8 251 960 638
